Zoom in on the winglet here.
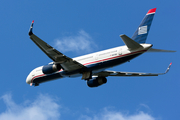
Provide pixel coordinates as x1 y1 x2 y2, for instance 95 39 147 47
29 20 34 36
165 62 172 74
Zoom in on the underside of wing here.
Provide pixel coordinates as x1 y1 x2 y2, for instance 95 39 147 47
29 21 86 71
94 70 159 77
93 63 172 77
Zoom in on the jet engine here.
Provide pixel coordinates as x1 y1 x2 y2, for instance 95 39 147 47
42 64 62 74
87 77 107 87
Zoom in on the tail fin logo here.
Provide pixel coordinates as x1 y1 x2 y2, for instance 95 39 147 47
138 26 147 35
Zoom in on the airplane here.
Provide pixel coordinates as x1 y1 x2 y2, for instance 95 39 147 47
26 8 175 87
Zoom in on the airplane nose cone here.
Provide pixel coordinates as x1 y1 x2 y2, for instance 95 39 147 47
26 74 31 84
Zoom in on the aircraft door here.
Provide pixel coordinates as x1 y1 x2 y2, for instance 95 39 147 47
118 48 122 55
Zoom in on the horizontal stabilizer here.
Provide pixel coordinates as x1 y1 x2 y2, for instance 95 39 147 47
120 34 143 50
147 48 176 52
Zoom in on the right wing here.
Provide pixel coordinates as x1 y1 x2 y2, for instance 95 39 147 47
28 20 86 71
93 63 172 77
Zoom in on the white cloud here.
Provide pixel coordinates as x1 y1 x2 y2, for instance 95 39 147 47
0 94 159 120
79 109 157 120
54 30 97 54
0 93 60 120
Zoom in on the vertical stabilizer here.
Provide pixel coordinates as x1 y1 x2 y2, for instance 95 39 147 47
131 8 156 43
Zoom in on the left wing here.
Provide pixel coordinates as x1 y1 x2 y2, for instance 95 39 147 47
29 20 86 71
93 63 172 77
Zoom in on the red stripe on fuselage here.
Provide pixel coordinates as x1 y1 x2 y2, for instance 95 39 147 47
31 74 45 83
84 50 146 66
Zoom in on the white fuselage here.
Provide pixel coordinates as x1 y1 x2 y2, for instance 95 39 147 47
26 44 152 84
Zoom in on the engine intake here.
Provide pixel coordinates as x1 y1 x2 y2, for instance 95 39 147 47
42 64 61 74
87 77 107 87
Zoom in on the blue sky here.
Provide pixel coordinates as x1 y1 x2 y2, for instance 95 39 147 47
0 0 179 120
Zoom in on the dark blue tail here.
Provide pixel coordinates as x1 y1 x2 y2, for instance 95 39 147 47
131 8 156 43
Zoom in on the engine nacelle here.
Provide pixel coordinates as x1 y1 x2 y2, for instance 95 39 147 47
87 77 107 87
42 64 61 74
